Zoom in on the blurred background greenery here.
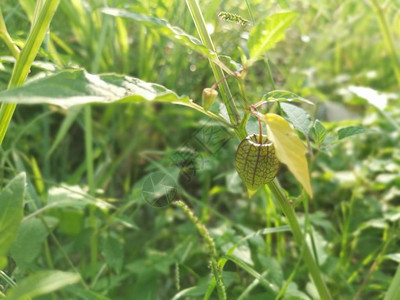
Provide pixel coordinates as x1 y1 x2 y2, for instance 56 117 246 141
0 0 399 299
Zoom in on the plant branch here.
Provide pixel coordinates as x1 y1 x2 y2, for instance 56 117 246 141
268 180 332 300
0 0 60 146
370 0 400 85
185 0 241 128
0 9 20 58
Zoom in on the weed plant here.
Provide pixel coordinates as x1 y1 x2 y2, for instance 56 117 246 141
0 1 399 299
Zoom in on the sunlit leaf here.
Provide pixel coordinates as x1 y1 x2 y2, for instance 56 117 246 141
262 90 313 105
0 69 190 109
0 173 26 268
263 113 313 197
348 85 396 110
6 271 80 300
247 12 298 64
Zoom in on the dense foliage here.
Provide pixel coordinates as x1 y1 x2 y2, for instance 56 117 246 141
0 0 399 299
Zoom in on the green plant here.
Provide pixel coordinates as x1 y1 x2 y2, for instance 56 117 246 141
0 0 399 299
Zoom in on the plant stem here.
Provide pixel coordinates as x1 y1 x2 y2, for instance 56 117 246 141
0 0 60 146
264 58 277 90
0 9 20 58
268 181 332 300
86 11 110 278
173 200 226 300
185 2 330 299
369 0 400 85
185 0 241 128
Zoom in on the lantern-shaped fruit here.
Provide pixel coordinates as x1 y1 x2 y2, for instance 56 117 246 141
235 134 280 191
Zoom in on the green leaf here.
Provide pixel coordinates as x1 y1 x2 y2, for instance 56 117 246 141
0 173 26 268
263 114 313 197
0 68 231 127
280 102 312 135
18 0 36 22
310 120 327 146
5 270 80 300
102 8 232 74
65 286 111 300
262 90 313 105
10 218 53 270
337 126 365 140
48 106 82 156
101 234 124 274
247 12 298 64
219 55 243 73
0 69 190 108
47 185 112 210
224 254 279 294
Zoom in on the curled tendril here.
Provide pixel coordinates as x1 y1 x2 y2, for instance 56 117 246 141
218 12 250 25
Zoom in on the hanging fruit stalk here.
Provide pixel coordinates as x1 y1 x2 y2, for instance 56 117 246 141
201 71 242 111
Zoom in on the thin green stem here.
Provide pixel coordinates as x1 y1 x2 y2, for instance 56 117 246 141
84 106 95 195
0 9 20 58
244 0 255 24
185 0 241 127
84 105 98 277
85 13 110 277
268 181 332 300
370 0 400 85
0 0 60 146
173 200 226 300
264 58 277 90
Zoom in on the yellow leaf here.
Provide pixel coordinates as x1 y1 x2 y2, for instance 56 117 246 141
263 113 313 197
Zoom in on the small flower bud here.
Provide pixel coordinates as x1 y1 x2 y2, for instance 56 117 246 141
202 88 218 111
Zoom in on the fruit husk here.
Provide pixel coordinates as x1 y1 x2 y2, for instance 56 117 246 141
235 134 280 196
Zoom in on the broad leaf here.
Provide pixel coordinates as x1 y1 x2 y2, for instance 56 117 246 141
5 270 80 300
247 12 298 64
263 113 313 197
101 234 124 274
102 8 232 74
0 69 190 108
338 126 365 140
280 102 312 135
10 218 56 270
0 69 225 124
0 173 26 268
